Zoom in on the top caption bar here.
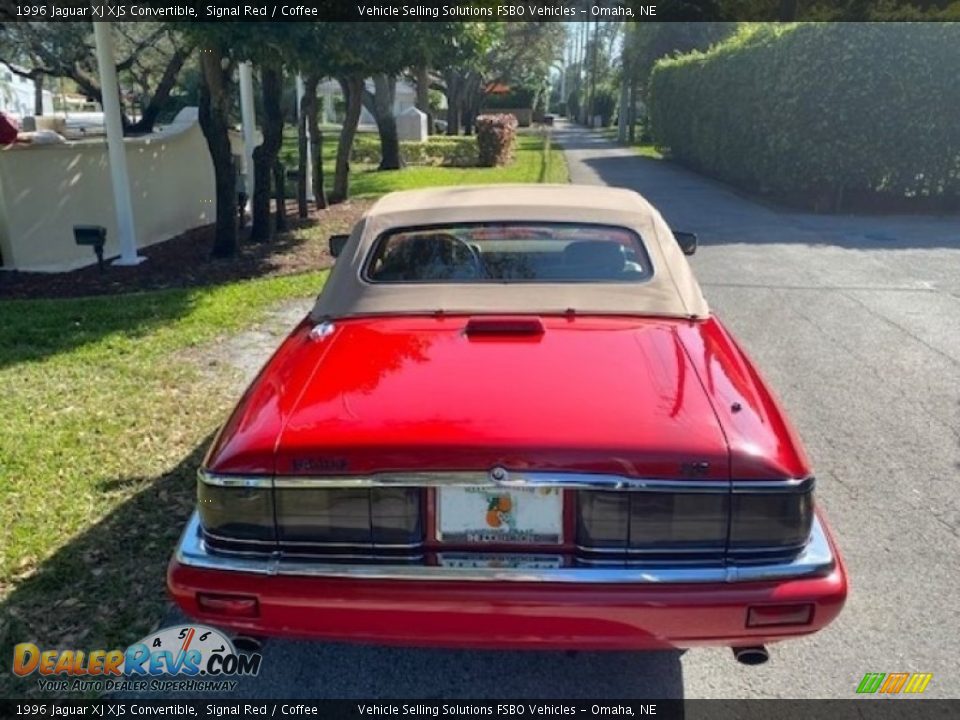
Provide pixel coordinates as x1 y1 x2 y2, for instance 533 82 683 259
4 0 959 23
9 0 647 22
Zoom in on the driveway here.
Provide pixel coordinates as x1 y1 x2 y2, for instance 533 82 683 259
148 123 959 699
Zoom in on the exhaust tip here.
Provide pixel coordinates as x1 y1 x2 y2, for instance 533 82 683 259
232 635 263 654
732 646 769 665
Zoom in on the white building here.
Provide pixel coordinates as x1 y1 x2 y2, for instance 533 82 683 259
0 69 54 119
317 78 419 129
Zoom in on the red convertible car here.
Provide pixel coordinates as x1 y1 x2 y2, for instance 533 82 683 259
168 185 846 663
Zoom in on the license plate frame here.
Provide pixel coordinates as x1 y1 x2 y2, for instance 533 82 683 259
436 486 563 545
437 553 564 569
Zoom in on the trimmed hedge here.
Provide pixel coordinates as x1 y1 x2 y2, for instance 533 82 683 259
351 136 478 167
648 23 960 210
476 114 518 167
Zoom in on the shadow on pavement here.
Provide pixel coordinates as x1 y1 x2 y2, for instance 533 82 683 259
131 612 687 699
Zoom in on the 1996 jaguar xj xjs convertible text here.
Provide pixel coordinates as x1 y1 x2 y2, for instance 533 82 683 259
168 185 847 662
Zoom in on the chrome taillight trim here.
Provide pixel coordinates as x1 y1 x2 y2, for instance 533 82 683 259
200 469 738 493
201 528 423 551
575 544 725 555
201 529 275 545
175 511 836 584
206 543 424 563
199 469 813 494
575 556 725 567
198 470 271 488
731 477 815 494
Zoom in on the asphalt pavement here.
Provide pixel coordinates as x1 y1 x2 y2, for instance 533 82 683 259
152 122 960 699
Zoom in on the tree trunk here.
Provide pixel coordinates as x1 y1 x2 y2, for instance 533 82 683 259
331 74 363 204
250 64 284 243
301 73 327 209
33 73 44 115
462 73 482 136
296 89 309 218
363 74 402 171
197 46 238 259
444 72 462 136
127 45 192 134
274 160 287 232
414 64 431 135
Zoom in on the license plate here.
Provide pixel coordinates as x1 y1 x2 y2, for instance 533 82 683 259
436 486 563 544
437 553 563 569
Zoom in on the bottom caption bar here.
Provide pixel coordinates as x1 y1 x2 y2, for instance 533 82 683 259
2 701 959 720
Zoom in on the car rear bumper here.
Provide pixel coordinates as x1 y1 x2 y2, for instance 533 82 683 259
167 511 847 650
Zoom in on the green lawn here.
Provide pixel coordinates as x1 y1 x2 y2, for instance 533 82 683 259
280 130 568 197
1 125 569 695
0 272 327 694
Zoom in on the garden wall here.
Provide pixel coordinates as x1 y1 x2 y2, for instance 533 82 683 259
648 23 960 211
0 116 226 272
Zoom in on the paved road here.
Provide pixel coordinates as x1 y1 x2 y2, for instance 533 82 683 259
153 123 959 699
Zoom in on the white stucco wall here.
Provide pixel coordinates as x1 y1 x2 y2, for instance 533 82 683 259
0 71 54 118
0 118 218 272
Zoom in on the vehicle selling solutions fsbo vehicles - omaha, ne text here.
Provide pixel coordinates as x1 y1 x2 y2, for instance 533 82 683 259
168 185 847 660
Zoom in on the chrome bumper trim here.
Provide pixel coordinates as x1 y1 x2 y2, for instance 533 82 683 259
199 468 812 494
200 527 423 551
201 470 735 493
174 511 835 584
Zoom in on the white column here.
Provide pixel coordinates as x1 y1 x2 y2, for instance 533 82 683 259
92 21 144 266
238 62 256 199
295 74 313 199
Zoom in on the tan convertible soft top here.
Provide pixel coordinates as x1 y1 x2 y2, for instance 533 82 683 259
311 185 709 320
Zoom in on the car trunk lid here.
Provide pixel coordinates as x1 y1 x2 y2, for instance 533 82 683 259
273 315 730 481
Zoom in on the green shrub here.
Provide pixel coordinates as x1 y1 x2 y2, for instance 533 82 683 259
475 114 518 167
648 23 960 209
351 136 478 167
593 86 618 127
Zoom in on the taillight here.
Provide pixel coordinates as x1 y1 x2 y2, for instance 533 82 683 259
746 603 813 627
577 491 728 557
274 486 423 547
197 471 424 554
728 481 814 555
197 593 260 618
197 473 275 543
577 479 815 561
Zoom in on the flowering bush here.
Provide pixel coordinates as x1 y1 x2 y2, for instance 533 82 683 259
475 114 518 167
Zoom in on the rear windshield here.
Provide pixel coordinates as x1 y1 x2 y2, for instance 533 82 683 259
363 223 653 283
